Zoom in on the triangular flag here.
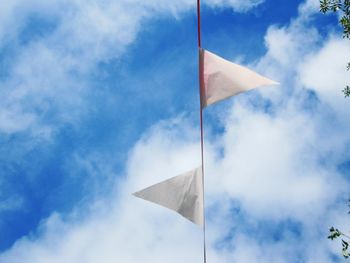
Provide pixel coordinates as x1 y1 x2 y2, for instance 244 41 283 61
200 48 278 107
133 167 203 226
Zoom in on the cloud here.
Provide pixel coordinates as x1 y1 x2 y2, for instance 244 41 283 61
0 0 268 248
203 0 263 12
299 37 350 120
0 120 205 262
0 97 347 262
0 0 266 139
1 0 350 262
0 196 23 213
210 103 346 218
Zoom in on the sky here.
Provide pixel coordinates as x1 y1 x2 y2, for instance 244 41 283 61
0 0 349 262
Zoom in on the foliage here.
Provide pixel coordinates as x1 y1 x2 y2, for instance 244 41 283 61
328 200 350 259
320 0 350 97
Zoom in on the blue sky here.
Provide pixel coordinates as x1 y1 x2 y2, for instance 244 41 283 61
0 0 349 262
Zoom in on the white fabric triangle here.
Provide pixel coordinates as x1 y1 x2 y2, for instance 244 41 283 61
200 48 278 107
133 167 203 226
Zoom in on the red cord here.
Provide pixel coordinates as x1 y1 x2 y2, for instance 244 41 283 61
197 0 201 48
197 1 206 263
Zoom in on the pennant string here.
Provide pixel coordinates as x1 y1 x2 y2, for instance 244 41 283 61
200 88 207 263
197 1 206 263
197 0 201 48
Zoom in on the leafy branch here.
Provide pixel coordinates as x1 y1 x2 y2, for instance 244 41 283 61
320 0 350 97
328 227 350 258
328 199 350 259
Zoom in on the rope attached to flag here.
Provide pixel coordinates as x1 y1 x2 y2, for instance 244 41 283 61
197 0 202 47
197 1 207 263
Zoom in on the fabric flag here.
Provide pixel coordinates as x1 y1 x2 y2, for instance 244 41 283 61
133 167 203 226
200 48 278 107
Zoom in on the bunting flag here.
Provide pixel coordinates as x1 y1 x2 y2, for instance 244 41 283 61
200 48 279 108
132 2 280 262
133 167 204 226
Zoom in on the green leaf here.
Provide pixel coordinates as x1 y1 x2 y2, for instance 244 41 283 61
328 227 342 240
343 86 350 97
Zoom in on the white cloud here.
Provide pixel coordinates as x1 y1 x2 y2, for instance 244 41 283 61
0 196 23 213
208 103 347 220
0 0 265 137
299 37 350 120
1 0 349 262
0 98 347 262
203 0 263 12
298 0 319 17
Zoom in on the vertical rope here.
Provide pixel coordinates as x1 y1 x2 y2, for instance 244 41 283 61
197 1 206 262
197 0 201 47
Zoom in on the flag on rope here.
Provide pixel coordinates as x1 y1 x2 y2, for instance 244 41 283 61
133 167 203 226
200 48 278 108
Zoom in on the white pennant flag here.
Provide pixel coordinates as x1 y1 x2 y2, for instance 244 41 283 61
200 48 278 107
133 167 203 226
